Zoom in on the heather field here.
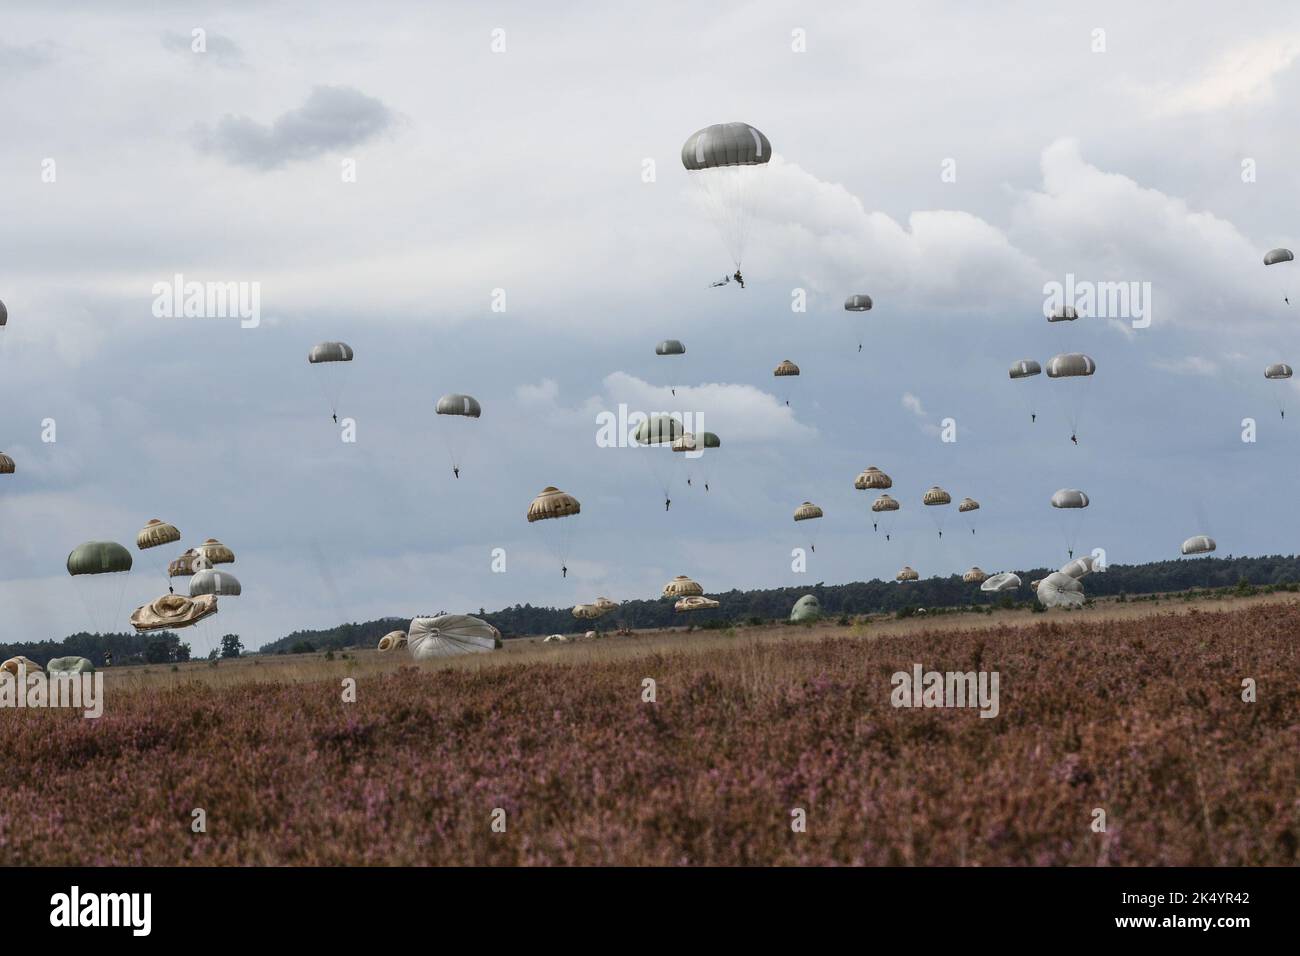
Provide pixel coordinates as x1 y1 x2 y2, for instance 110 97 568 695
3 597 1297 866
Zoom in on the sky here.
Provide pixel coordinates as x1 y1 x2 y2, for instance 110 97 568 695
2 1 1299 652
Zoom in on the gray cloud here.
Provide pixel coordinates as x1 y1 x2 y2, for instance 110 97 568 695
0 41 53 71
196 85 396 169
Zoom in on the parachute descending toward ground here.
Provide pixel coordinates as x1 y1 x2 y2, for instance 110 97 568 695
896 566 919 582
188 569 241 597
0 452 13 476
1009 359 1042 423
130 593 218 631
407 614 501 659
981 572 1021 593
169 549 201 579
1046 353 1096 443
1181 535 1216 556
195 538 235 567
773 359 800 406
635 415 686 506
67 541 133 633
435 393 482 476
307 341 354 421
1036 571 1085 608
1265 247 1294 304
794 501 823 553
527 486 581 576
871 493 900 539
922 486 952 538
662 575 703 598
958 497 980 535
654 339 687 395
672 431 721 491
854 466 891 490
843 294 873 351
1265 363 1293 418
136 519 181 586
681 122 771 270
962 567 987 584
1051 488 1090 559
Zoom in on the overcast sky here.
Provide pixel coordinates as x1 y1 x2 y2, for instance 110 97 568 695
2 1 1298 652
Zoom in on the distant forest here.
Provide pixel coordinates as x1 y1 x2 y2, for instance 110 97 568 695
8 554 1297 665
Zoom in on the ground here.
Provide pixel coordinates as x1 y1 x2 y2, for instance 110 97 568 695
3 590 1296 865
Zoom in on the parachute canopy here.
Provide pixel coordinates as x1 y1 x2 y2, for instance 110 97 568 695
981 572 1021 593
67 541 132 576
377 630 408 652
1009 359 1042 379
136 519 180 550
663 575 703 598
0 299 6 326
773 359 800 377
195 538 235 566
896 566 919 582
962 567 987 584
435 394 482 418
308 341 353 363
1046 353 1096 377
0 453 14 475
844 295 873 312
1265 363 1293 380
1048 306 1079 322
1181 535 1216 555
1264 248 1294 266
407 614 501 659
1037 572 1085 608
793 501 823 521
47 656 95 675
527 486 580 522
681 123 771 171
790 594 822 622
681 122 771 268
189 569 242 597
634 414 683 445
854 466 891 490
958 497 980 513
168 549 201 578
922 486 951 506
1051 488 1089 509
1059 555 1097 579
131 593 217 631
872 494 900 513
675 595 719 613
655 339 686 356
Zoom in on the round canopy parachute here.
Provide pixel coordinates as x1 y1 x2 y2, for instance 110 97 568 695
136 519 180 550
0 299 7 326
189 569 241 597
1051 488 1090 509
963 567 987 584
1037 572 1085 608
378 630 408 651
307 341 353 363
1046 353 1096 377
1059 555 1097 579
681 122 772 268
407 614 501 659
1265 363 1293 379
793 501 823 521
1264 248 1294 266
773 359 800 377
663 575 703 598
1182 535 1216 555
896 566 919 582
1009 359 1042 379
1048 306 1079 322
168 549 200 578
871 494 900 512
958 497 980 513
981 572 1021 593
854 466 892 490
195 538 235 566
655 339 686 356
435 394 482 418
923 486 951 506
634 414 683 445
844 295 873 312
67 541 133 576
672 431 720 453
572 603 605 620
527 486 581 522
0 452 14 475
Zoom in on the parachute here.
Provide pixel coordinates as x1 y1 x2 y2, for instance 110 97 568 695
407 614 501 659
663 575 703 598
1265 247 1294 304
194 538 235 567
854 466 892 490
790 594 822 622
672 431 721 491
378 630 408 652
1181 535 1216 556
0 452 13 475
1265 363 1293 418
0 298 6 326
572 603 606 620
674 595 719 613
136 519 181 586
47 656 95 675
1046 352 1096 442
1058 555 1097 579
435 393 482 475
1 656 41 676
1009 359 1042 423
307 341 354 420
773 359 800 406
774 359 800 376
654 340 687 395
1051 488 1090 559
527 486 581 575
188 569 241 597
635 415 685 504
896 566 919 582
958 497 980 535
922 486 952 538
130 593 218 631
1036 571 1085 608
843 295 873 351
962 567 987 584
1048 306 1079 322
980 572 1021 593
67 542 133 633
871 493 900 539
168 549 201 579
793 501 823 521
681 122 772 269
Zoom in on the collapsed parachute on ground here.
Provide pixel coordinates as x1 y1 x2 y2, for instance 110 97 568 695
136 519 180 550
1059 555 1097 579
377 630 408 652
793 501 823 521
131 593 218 631
1037 572 1085 608
896 566 919 582
854 466 891 490
407 614 502 659
189 569 241 597
1182 535 1216 555
47 656 95 675
663 575 703 598
675 595 719 612
1 656 41 676
981 572 1021 593
681 122 771 268
790 594 822 622
962 567 987 584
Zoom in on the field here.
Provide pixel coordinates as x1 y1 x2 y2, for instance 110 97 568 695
4 592 1297 865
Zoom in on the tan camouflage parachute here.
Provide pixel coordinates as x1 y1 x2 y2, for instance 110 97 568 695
872 494 900 513
1 656 41 676
675 595 720 612
136 519 180 550
0 452 14 475
527 487 581 522
958 497 979 513
854 466 892 490
773 359 800 376
663 575 704 598
1181 535 1216 555
793 501 823 521
168 549 201 578
962 567 987 584
896 566 919 582
130 593 218 631
195 538 235 566
922 486 951 506
377 630 408 652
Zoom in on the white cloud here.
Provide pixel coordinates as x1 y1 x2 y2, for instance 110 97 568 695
1152 356 1219 376
1146 36 1300 117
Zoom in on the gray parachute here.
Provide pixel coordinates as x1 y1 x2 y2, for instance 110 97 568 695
1051 488 1090 509
655 340 686 356
1181 535 1216 555
980 572 1021 593
1265 363 1292 380
189 569 242 597
1046 353 1096 377
844 295 873 312
1264 248 1294 266
1037 571 1085 608
307 341 353 363
1009 359 1041 379
407 614 502 659
435 394 482 418
681 123 771 170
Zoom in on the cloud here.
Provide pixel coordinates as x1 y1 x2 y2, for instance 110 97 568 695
1147 36 1300 117
0 41 53 71
901 392 927 418
161 29 244 66
195 85 397 169
1152 356 1219 377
